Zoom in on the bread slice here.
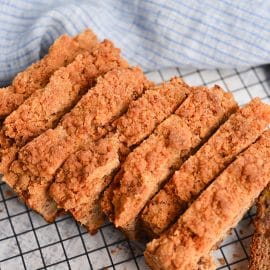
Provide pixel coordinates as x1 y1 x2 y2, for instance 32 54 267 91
0 29 98 118
249 183 270 270
3 67 151 222
0 40 128 178
105 86 237 239
50 77 190 234
141 98 270 237
145 130 270 270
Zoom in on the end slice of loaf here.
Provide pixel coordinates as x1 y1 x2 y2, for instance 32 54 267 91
250 184 270 270
0 29 98 118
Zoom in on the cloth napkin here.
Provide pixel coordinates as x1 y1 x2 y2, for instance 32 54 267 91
1 0 270 86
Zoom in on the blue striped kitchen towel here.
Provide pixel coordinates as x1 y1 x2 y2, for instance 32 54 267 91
1 0 270 86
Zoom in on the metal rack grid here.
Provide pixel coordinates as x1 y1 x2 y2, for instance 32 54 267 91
1 65 270 270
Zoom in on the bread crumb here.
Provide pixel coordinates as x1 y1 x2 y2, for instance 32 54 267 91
4 190 14 197
233 253 241 258
218 258 225 265
110 245 123 254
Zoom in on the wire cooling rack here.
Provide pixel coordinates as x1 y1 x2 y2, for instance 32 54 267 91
1 65 270 270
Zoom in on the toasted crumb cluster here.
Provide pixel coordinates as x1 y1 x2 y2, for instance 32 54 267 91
115 77 189 147
141 98 270 237
4 40 127 144
49 78 190 233
145 131 270 270
0 40 128 176
111 114 195 237
106 86 237 239
4 67 150 222
51 135 120 233
250 233 270 270
0 30 98 117
249 183 270 270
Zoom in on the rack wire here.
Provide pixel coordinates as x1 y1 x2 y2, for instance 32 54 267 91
1 65 270 270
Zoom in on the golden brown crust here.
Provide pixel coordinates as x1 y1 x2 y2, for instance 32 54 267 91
0 40 127 176
0 29 98 118
50 77 190 233
108 86 237 239
113 114 194 228
3 40 127 144
50 135 120 233
174 85 237 139
141 98 270 237
101 175 118 222
4 67 150 222
0 87 25 118
145 130 270 270
73 29 98 51
114 77 189 147
249 183 270 270
249 232 270 270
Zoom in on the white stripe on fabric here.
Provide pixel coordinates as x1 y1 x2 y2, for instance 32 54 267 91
0 0 270 86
